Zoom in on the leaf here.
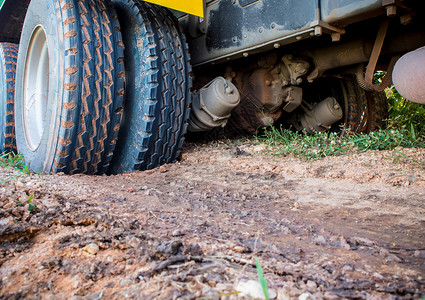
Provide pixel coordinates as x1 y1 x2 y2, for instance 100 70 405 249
410 123 416 140
29 204 36 212
393 150 407 158
27 194 34 204
255 257 269 300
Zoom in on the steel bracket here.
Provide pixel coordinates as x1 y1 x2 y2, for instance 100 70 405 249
364 19 400 92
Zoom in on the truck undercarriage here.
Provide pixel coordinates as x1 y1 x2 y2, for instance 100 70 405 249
0 0 424 174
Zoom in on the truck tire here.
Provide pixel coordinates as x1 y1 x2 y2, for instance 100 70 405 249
364 89 388 131
109 0 192 173
303 75 388 133
342 76 388 132
0 43 18 154
14 0 124 174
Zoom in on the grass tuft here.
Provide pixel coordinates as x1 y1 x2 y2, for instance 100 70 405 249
386 85 425 137
255 257 270 300
261 85 424 160
262 126 424 160
0 152 28 171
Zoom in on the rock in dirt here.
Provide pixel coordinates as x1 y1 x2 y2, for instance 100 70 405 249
83 243 99 255
299 292 314 300
235 279 277 299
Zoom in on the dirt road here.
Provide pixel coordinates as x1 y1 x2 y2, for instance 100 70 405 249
1 140 424 299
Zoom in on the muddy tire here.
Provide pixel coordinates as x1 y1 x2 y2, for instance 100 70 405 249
302 75 388 133
344 76 388 132
0 43 18 154
364 89 388 131
109 0 192 173
14 0 124 174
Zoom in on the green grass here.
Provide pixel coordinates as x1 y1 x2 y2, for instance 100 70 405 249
0 152 26 169
0 152 30 174
261 86 424 160
386 85 425 138
262 126 424 160
17 194 37 212
255 257 270 300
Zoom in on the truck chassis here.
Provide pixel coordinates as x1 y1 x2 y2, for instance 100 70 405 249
0 0 424 174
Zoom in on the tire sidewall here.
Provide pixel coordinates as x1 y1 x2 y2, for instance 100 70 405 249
15 0 63 171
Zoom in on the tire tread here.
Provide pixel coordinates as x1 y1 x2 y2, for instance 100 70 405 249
109 0 191 173
0 42 18 153
53 0 124 174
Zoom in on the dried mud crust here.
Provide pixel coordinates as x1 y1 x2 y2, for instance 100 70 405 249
0 142 424 299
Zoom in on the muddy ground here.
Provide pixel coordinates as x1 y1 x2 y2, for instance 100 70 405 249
0 140 424 299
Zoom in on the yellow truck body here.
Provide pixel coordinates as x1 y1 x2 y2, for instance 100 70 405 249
144 0 203 17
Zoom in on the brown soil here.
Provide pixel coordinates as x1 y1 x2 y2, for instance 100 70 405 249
1 141 424 299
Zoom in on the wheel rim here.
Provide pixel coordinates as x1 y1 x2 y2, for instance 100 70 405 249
23 26 49 151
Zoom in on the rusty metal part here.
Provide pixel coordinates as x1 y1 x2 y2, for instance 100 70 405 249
363 19 400 92
240 65 305 126
305 29 425 82
385 5 397 17
188 77 240 132
282 86 303 113
306 39 373 82
365 19 390 88
242 68 303 123
225 68 304 133
279 55 310 86
355 64 369 91
392 46 425 104
382 0 416 19
299 97 343 133
244 68 285 114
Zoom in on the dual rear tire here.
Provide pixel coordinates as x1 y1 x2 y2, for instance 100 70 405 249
109 0 192 173
14 0 125 174
10 0 191 174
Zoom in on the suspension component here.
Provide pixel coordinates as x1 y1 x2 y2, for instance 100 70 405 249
188 77 240 132
299 97 343 133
